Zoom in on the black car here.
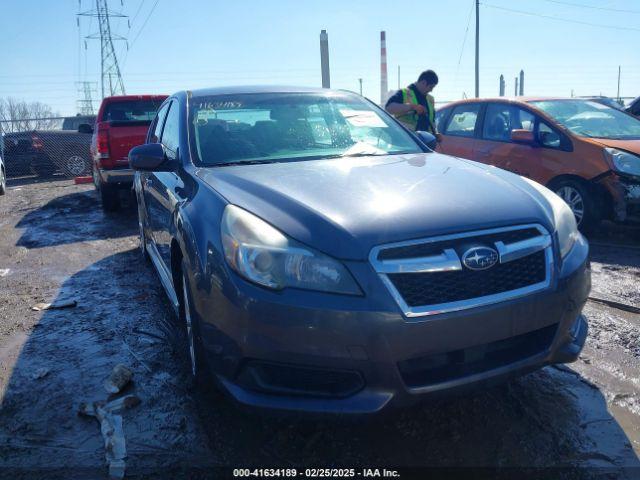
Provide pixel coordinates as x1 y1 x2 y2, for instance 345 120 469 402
2 116 94 178
627 96 640 118
129 86 590 414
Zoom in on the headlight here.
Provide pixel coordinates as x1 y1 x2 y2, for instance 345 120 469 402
522 178 579 258
221 205 361 295
605 148 640 177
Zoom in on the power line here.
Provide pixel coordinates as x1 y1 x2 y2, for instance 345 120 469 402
129 0 159 48
130 0 146 26
539 0 640 14
481 3 640 31
455 0 475 77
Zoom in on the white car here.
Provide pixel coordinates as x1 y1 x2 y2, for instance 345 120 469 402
0 154 5 195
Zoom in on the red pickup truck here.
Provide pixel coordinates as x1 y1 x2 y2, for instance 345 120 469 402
91 95 167 211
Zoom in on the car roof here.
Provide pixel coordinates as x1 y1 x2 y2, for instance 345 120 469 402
188 85 348 97
439 96 591 109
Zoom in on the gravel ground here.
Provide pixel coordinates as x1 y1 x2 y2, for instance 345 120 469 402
0 180 639 479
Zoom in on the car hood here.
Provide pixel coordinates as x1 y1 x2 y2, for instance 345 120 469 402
196 153 556 260
589 138 640 154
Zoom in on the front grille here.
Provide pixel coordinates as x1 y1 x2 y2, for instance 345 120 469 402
370 224 552 317
388 250 546 307
378 228 540 260
398 323 558 388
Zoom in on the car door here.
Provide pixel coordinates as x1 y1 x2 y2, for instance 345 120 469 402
145 100 185 270
141 101 170 247
474 103 537 176
474 102 572 184
437 103 482 160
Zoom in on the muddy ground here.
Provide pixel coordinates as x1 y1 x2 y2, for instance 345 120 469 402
0 180 639 479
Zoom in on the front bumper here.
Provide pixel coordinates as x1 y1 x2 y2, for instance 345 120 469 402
195 234 590 414
98 167 134 185
599 173 640 223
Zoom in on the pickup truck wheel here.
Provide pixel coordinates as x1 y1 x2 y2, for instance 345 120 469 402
552 179 598 232
64 155 89 177
0 168 5 195
99 184 120 212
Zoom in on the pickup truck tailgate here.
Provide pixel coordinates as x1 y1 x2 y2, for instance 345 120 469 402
108 121 152 161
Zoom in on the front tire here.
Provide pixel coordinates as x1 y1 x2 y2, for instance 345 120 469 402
0 168 5 195
552 179 598 232
179 267 211 390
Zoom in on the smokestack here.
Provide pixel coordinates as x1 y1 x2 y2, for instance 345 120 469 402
499 74 505 96
514 77 519 97
320 30 330 88
380 31 388 105
519 70 524 96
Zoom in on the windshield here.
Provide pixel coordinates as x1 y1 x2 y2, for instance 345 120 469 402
189 92 422 166
530 99 640 140
104 100 164 123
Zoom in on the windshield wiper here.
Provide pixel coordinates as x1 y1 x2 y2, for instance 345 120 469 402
341 150 417 158
211 159 277 167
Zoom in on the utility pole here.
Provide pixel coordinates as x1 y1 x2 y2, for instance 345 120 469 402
380 31 388 105
320 30 331 88
475 0 479 98
79 0 127 99
617 66 621 102
76 81 97 115
358 78 363 96
519 70 524 96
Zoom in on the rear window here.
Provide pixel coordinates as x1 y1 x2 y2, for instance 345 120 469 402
103 100 163 123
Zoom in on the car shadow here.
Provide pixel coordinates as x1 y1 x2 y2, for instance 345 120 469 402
14 189 137 249
0 249 216 478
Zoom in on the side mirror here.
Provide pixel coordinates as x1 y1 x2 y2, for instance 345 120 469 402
78 123 93 134
511 129 535 145
415 130 438 150
129 143 175 171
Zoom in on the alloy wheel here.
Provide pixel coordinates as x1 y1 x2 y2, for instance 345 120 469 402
182 275 197 377
66 155 87 176
556 186 584 226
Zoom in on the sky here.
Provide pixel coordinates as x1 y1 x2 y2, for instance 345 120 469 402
0 0 638 116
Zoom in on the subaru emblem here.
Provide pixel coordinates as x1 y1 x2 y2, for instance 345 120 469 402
462 246 499 271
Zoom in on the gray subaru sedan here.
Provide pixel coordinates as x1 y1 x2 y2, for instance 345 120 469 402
129 86 590 414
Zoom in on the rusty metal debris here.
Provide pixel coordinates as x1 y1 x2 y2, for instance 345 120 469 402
104 364 133 394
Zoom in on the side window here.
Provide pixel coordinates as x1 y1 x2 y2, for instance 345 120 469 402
161 101 180 158
444 104 480 137
538 121 562 149
483 104 535 142
150 103 170 143
434 107 451 132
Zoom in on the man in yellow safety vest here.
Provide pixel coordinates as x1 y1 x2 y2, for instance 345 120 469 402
385 70 439 136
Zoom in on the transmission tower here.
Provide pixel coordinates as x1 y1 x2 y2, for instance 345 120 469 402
78 0 128 99
76 81 98 115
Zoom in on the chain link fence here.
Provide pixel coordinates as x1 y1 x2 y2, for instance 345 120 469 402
0 115 95 180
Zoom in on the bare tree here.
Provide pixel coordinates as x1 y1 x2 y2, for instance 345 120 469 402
0 98 61 134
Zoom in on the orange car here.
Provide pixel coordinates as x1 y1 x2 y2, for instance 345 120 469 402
435 97 640 230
